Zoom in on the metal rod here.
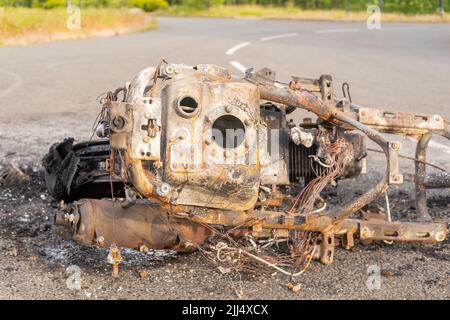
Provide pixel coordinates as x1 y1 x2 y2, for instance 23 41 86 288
415 133 433 222
385 192 392 222
367 148 446 172
331 113 390 224
405 172 450 189
257 84 390 227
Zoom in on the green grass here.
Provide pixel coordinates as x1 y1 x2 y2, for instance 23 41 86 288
0 8 156 46
160 4 450 23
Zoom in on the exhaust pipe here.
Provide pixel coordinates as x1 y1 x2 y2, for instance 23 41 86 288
55 199 212 252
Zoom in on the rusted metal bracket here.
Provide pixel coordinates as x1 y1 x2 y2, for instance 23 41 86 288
244 67 276 86
359 219 447 243
319 75 334 103
319 232 335 265
388 142 403 185
358 108 445 136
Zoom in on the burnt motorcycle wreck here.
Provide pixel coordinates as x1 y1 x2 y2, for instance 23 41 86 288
43 61 450 275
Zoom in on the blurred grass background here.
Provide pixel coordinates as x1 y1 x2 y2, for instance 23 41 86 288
0 7 154 36
167 0 450 14
163 0 449 21
1 0 449 14
0 0 449 46
163 4 450 22
0 6 156 45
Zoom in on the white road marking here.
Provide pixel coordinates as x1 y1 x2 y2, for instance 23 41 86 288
225 26 444 118
314 28 360 34
229 61 248 73
260 33 298 42
226 42 250 55
0 69 22 99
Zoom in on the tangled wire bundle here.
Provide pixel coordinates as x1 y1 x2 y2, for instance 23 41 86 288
287 131 354 274
196 133 353 278
290 130 354 215
197 232 315 278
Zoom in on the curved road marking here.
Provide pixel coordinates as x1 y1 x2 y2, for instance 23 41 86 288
226 42 250 55
225 28 449 155
226 29 361 72
230 61 248 73
0 69 22 99
260 33 298 42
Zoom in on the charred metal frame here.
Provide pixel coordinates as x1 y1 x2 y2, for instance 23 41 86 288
49 62 450 266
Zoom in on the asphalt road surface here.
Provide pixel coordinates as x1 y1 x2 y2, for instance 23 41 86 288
0 17 449 300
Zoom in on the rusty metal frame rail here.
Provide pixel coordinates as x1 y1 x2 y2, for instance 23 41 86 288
52 65 450 269
247 71 449 260
405 172 450 189
415 133 433 221
185 208 447 244
255 82 392 227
